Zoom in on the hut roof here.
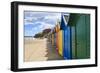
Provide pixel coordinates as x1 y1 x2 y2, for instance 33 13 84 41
60 14 69 30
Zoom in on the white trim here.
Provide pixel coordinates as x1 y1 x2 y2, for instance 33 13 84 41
62 13 70 26
18 5 96 68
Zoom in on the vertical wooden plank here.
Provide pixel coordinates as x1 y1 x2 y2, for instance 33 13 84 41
85 14 90 58
71 26 76 59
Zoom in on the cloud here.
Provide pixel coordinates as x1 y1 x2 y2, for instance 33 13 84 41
39 22 54 29
44 15 61 20
24 11 61 24
24 11 61 36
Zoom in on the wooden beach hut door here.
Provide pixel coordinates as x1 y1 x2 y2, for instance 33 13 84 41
57 24 63 56
63 27 71 59
75 14 90 59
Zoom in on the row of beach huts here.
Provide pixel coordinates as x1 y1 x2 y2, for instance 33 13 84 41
47 13 90 60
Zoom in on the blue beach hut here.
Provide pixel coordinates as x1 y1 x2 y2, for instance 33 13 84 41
60 14 72 59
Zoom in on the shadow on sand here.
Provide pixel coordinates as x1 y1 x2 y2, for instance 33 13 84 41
45 39 63 61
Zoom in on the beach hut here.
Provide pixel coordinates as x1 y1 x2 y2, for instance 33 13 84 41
51 29 54 46
51 28 56 48
48 32 52 44
57 24 63 56
53 21 63 56
53 28 56 48
55 25 59 51
60 14 72 59
68 13 90 59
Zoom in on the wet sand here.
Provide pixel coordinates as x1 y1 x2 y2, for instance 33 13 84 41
24 38 63 62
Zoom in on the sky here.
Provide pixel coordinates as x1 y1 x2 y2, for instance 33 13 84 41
24 11 61 37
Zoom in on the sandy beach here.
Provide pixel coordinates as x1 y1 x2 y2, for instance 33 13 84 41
24 38 63 62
